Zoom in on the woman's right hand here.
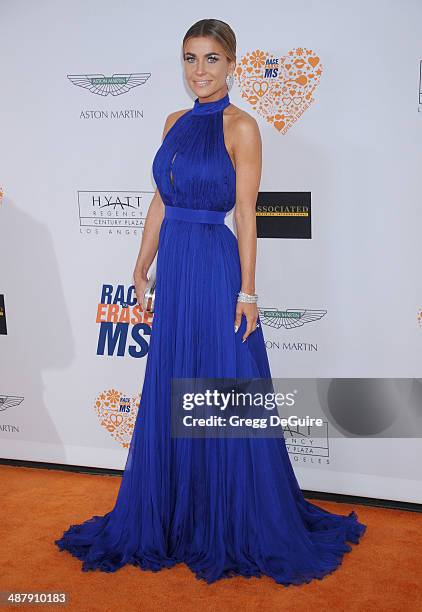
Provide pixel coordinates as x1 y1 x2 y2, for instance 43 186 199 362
133 272 148 306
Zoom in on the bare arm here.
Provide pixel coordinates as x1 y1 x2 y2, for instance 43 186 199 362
132 110 187 301
132 188 164 284
132 116 170 284
232 114 262 341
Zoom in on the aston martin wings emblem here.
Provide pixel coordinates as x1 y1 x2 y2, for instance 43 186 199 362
258 308 327 329
0 395 24 411
67 73 151 96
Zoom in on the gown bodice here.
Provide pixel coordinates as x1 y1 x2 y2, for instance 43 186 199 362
152 92 236 212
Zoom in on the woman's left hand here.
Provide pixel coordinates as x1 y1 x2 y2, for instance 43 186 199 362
234 301 259 343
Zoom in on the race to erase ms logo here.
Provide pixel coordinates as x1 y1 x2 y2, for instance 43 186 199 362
94 388 141 447
235 47 323 134
96 284 153 358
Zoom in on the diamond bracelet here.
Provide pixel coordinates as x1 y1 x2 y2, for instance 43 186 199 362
237 291 258 303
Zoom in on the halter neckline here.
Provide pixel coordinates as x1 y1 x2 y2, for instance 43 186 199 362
192 92 230 115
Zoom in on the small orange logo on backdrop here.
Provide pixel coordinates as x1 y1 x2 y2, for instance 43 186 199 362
94 388 141 447
235 47 323 133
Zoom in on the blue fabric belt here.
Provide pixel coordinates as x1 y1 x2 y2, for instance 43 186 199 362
164 205 226 224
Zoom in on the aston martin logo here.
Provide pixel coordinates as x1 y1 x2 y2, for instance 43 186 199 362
0 395 24 412
258 308 327 329
67 72 151 96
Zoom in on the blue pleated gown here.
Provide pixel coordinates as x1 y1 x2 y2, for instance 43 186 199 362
55 91 367 585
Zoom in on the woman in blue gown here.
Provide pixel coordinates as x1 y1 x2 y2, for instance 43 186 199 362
55 19 366 585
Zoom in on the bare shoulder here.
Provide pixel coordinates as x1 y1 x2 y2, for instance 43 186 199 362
223 104 261 159
234 107 260 141
161 108 191 140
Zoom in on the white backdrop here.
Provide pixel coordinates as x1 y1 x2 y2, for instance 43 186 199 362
1 0 421 503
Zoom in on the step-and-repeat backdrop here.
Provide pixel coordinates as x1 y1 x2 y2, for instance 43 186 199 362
1 0 421 503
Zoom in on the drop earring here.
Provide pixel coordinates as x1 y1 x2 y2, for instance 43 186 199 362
225 73 234 89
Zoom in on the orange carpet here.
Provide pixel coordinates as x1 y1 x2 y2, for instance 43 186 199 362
1 464 421 612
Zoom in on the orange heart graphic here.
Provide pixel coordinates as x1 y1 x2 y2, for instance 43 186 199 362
94 388 141 448
235 47 323 133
